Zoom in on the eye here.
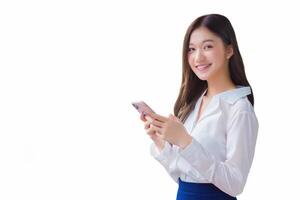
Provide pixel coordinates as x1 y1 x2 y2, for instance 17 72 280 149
188 47 195 52
203 45 213 50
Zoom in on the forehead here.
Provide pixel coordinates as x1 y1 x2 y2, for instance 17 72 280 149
189 27 219 45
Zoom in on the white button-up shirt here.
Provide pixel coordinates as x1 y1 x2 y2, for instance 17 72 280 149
150 86 258 197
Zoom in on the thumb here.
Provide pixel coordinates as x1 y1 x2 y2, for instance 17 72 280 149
168 113 175 119
172 115 181 123
169 114 180 122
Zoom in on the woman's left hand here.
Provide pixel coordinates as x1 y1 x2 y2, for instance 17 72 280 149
147 112 192 149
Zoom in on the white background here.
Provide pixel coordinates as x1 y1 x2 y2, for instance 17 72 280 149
1 0 299 199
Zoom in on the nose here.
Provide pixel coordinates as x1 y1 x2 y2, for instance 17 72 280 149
194 49 205 63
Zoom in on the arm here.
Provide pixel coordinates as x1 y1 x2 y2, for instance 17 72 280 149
150 142 181 183
178 112 259 196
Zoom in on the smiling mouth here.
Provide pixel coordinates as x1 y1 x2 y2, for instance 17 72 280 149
196 64 211 71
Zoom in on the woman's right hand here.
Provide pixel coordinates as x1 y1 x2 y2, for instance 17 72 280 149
141 114 165 152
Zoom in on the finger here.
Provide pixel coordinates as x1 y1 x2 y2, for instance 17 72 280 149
169 114 181 123
140 114 147 122
140 111 149 122
155 131 164 139
146 127 156 137
151 118 164 128
147 112 168 123
146 128 155 136
144 121 151 129
145 115 154 123
149 124 162 134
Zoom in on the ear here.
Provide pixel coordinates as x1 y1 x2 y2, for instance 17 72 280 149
226 45 233 59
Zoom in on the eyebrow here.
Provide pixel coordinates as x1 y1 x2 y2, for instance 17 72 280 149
189 39 214 46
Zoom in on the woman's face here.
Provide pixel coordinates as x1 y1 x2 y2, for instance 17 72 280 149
187 27 233 81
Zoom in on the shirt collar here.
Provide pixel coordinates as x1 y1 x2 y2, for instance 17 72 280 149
203 85 251 105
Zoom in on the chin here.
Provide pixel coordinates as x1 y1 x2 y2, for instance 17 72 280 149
195 72 211 81
192 66 215 81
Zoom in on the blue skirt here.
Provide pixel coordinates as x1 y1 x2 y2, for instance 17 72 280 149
176 178 237 200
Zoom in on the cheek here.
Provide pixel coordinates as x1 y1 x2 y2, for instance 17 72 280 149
209 50 225 64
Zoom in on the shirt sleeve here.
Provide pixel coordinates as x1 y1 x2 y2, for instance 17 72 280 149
178 111 258 197
150 142 180 183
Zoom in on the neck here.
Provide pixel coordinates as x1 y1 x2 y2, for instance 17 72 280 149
205 71 236 98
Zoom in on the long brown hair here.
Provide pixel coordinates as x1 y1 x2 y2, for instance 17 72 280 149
174 14 254 123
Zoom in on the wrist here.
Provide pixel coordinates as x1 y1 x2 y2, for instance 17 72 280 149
154 140 165 152
179 134 192 149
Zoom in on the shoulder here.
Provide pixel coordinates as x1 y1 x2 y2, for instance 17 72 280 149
231 96 254 114
220 96 257 121
218 97 259 135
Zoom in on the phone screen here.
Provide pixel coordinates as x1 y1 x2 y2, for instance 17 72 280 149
131 101 155 115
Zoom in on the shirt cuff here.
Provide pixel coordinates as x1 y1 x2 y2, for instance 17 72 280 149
178 138 216 182
150 142 172 162
178 137 199 158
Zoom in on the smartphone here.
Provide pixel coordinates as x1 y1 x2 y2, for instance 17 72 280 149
131 101 155 116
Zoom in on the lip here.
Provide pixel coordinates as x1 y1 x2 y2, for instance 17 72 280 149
196 64 211 71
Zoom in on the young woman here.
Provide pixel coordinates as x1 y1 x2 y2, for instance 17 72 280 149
140 14 258 200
